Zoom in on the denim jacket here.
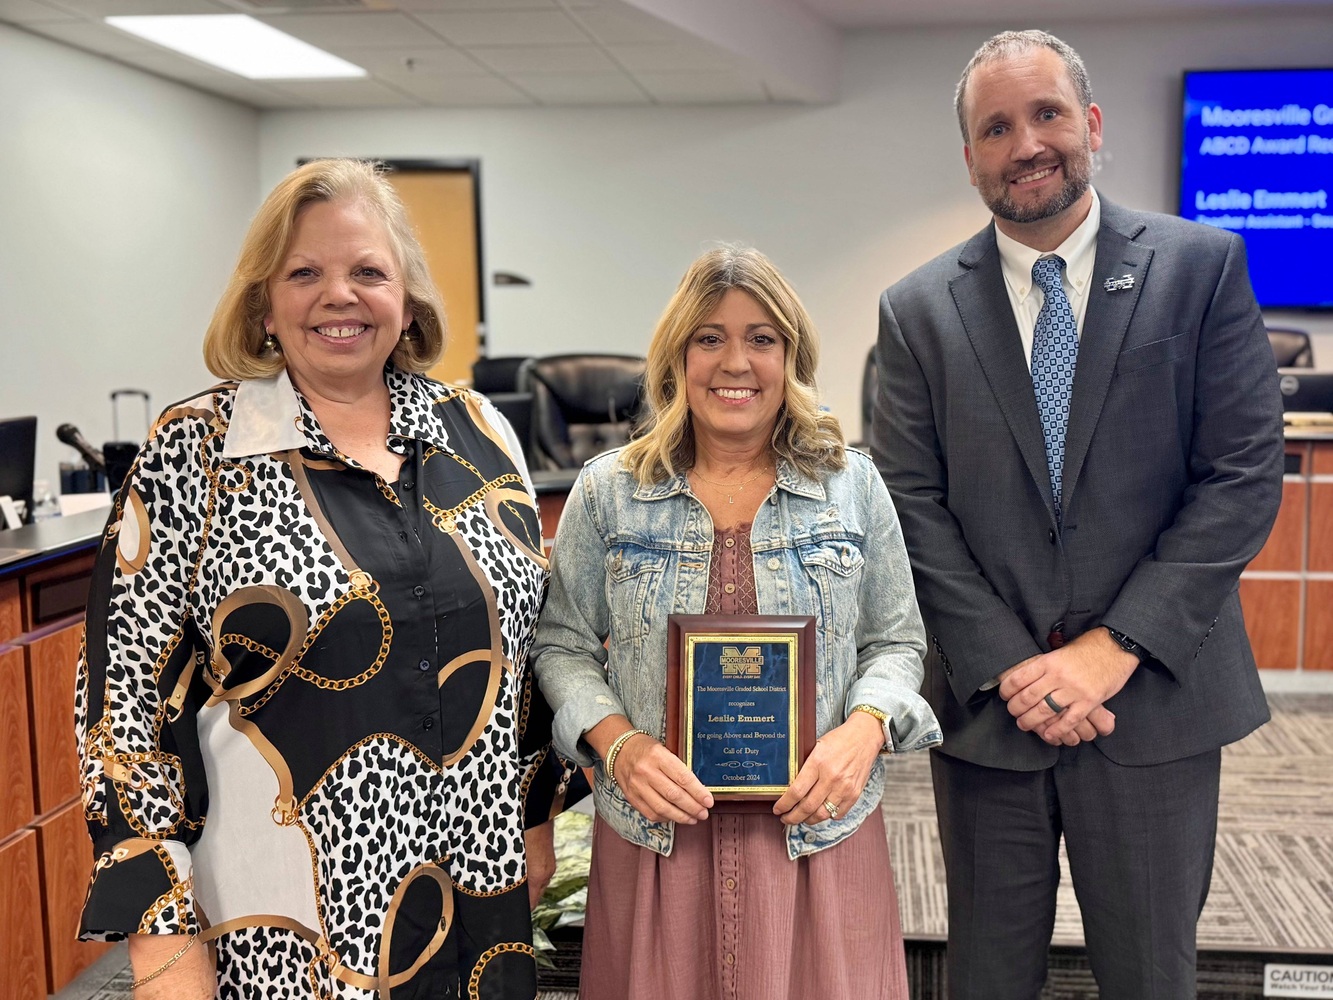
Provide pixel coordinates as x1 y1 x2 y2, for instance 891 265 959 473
531 447 942 859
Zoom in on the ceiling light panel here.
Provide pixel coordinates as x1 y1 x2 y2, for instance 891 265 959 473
105 14 367 79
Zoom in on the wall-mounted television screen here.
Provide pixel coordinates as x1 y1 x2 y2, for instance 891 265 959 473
1180 68 1333 310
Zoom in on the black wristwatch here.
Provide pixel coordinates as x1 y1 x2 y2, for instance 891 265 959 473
1107 628 1145 663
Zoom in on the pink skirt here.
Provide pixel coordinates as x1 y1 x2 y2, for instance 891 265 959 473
579 808 909 1000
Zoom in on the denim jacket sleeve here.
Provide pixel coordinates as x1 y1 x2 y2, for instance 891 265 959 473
840 453 940 754
530 463 625 767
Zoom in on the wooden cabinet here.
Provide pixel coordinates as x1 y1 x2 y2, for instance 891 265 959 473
0 527 102 996
0 646 35 842
0 579 20 645
25 618 85 813
0 830 46 1000
34 800 110 993
1241 438 1333 672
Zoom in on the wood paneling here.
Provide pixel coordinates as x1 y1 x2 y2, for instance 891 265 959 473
33 800 109 993
25 618 84 813
0 578 20 646
1238 579 1301 670
1305 580 1333 671
0 646 34 842
1311 442 1333 476
1248 478 1306 571
1310 483 1333 573
0 830 46 1000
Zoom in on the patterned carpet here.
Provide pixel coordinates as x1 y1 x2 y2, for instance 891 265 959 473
58 695 1333 998
880 693 1333 954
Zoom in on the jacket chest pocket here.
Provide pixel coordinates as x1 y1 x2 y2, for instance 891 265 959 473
796 539 864 639
607 544 669 640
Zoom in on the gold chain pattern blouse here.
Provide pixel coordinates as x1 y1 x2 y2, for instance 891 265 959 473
76 367 579 1000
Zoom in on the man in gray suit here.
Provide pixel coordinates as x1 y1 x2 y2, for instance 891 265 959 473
872 30 1283 999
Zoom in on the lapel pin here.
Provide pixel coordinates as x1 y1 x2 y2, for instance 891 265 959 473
1103 274 1135 292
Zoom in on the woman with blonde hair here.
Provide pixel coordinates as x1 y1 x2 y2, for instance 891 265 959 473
77 158 578 999
532 245 941 998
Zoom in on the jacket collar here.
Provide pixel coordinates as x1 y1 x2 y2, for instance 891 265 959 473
631 456 827 502
223 365 455 460
950 195 1154 524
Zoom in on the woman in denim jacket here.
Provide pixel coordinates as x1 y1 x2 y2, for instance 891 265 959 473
531 246 941 999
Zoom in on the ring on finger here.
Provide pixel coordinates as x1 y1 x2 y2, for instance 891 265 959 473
1043 693 1064 714
823 799 839 820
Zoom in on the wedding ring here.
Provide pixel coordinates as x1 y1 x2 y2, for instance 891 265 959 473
823 799 839 820
1043 693 1064 714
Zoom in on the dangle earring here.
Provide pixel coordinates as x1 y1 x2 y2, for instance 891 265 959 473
261 327 278 354
400 326 415 343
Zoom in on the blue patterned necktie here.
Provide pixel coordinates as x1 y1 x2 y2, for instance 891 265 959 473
1030 255 1078 519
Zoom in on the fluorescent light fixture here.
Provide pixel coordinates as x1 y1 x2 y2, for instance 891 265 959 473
106 15 366 80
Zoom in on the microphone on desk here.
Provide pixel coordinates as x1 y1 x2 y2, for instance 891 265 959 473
56 423 107 473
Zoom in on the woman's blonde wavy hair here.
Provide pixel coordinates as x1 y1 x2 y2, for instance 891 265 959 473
203 158 446 380
620 245 844 486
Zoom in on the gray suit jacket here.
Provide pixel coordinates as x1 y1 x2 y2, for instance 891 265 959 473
872 199 1283 771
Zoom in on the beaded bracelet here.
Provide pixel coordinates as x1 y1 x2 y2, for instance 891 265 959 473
130 934 198 989
604 728 652 786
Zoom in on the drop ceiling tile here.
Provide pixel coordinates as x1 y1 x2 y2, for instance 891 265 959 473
178 74 314 108
573 4 693 45
610 41 739 72
265 75 420 106
388 72 532 105
507 70 646 103
44 0 232 14
338 45 483 79
469 44 614 74
633 70 767 103
0 0 78 24
388 0 556 9
256 11 438 48
413 9 590 46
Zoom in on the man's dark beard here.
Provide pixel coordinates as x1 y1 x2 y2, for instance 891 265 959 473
985 141 1093 224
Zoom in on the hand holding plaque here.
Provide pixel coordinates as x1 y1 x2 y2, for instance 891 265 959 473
666 614 816 809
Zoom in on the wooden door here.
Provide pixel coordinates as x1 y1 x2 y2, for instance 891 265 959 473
34 800 110 993
387 168 483 387
0 830 45 1000
25 617 83 813
0 646 34 842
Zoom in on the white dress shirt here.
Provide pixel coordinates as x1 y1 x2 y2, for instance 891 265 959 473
995 187 1102 370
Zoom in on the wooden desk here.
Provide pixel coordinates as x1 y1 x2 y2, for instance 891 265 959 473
1239 433 1333 672
0 510 109 998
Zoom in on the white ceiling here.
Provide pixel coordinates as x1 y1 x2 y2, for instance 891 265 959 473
3 0 1327 109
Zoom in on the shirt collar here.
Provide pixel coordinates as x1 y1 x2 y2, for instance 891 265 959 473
996 186 1102 301
223 365 454 460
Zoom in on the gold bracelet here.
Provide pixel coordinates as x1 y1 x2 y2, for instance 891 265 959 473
130 934 197 989
850 704 892 753
604 728 652 786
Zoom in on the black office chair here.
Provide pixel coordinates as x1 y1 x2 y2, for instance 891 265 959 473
519 354 647 470
471 355 533 394
1267 327 1313 368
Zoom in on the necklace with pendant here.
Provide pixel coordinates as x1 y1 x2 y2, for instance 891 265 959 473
691 464 770 504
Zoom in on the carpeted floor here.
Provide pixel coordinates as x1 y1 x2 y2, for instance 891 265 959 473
880 692 1333 953
58 694 1332 999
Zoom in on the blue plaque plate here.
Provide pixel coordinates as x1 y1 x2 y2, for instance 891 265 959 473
667 615 816 804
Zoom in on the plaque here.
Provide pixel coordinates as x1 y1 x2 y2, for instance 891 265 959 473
666 614 816 808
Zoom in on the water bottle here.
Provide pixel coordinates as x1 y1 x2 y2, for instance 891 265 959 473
31 479 61 522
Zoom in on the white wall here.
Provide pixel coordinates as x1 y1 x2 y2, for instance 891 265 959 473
1 24 260 488
260 10 1333 440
